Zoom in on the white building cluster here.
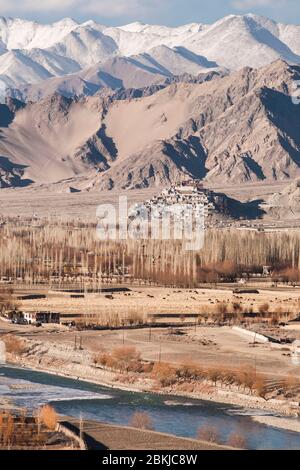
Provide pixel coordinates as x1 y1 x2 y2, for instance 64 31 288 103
145 180 219 219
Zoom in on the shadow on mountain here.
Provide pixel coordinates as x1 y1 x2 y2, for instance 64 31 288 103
242 155 266 180
95 71 123 89
164 136 208 179
215 194 266 220
245 17 300 63
0 104 14 127
174 47 219 68
97 124 118 161
260 87 300 167
14 178 34 188
0 156 28 171
0 176 33 188
0 156 33 188
128 57 171 77
291 64 300 76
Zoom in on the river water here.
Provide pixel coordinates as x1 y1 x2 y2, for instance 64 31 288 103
1 365 300 450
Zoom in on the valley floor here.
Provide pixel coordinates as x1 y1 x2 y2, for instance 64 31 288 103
1 181 300 227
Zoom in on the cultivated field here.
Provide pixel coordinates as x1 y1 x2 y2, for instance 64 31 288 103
16 285 300 324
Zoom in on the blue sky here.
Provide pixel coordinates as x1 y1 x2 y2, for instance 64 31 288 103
0 0 299 26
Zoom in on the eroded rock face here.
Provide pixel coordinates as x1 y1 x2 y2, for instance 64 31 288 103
93 60 300 190
0 60 300 191
265 178 300 220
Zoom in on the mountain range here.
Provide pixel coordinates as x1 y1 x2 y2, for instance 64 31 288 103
0 59 300 191
0 14 300 100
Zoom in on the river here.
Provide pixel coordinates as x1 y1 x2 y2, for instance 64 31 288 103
1 365 300 450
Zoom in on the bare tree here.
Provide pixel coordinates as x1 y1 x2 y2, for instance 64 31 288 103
38 405 58 431
197 425 221 444
227 432 247 449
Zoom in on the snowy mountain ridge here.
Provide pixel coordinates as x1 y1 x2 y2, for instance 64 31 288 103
0 14 299 96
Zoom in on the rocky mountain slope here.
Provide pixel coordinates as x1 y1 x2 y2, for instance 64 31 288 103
5 47 223 102
0 14 300 99
0 60 299 191
264 179 300 219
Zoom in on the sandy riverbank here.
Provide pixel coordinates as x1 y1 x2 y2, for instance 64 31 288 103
252 416 300 434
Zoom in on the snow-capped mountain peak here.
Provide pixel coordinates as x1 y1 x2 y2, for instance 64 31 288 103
117 21 146 33
0 14 299 98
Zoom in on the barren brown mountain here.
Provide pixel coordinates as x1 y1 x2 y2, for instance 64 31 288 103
0 60 300 190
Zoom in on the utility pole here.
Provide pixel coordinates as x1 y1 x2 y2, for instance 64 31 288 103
79 413 83 442
159 342 162 363
74 335 77 351
37 413 41 436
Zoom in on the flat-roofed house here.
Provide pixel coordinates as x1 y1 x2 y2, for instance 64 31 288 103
23 311 60 324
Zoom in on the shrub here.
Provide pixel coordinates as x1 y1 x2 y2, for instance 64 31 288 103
151 362 177 387
207 368 221 387
3 335 26 355
97 352 111 367
258 303 269 317
227 432 247 449
176 361 200 381
222 370 237 387
254 375 268 399
112 346 141 372
127 359 144 373
236 366 256 394
197 425 221 444
141 362 154 374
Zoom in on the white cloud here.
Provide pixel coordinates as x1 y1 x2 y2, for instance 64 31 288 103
84 0 162 17
0 0 297 25
0 0 74 13
0 0 163 18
